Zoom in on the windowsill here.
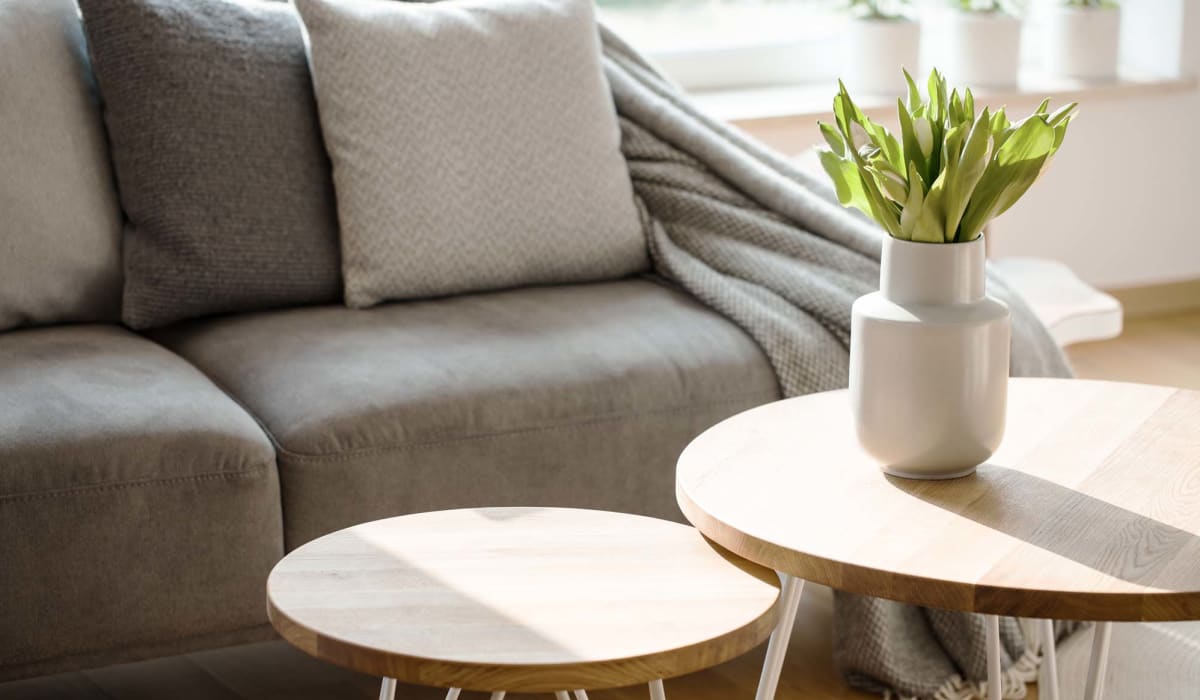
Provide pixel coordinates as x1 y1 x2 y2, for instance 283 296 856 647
689 72 1198 126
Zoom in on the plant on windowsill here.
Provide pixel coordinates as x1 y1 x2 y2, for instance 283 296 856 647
1042 0 1122 81
818 68 1078 480
842 0 919 96
930 1 1023 88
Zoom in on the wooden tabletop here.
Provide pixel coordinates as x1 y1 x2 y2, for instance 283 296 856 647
267 508 781 692
676 379 1200 622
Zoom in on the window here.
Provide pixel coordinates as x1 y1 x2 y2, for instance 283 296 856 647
597 0 845 90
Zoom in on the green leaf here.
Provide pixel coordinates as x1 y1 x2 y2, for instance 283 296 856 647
949 89 963 126
991 109 1018 152
819 122 845 157
1047 102 1079 127
964 88 975 122
818 149 869 214
903 68 923 113
864 121 904 173
927 69 943 124
990 108 1010 134
959 118 1057 240
898 161 925 241
924 69 948 182
820 148 901 238
1051 118 1072 155
832 94 852 147
869 165 909 203
944 108 993 242
912 170 947 243
896 99 929 187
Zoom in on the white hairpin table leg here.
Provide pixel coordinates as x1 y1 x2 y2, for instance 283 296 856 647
379 678 397 700
573 691 589 700
985 615 1002 700
1083 622 1113 700
1040 619 1060 700
555 691 571 700
445 689 461 700
754 573 805 700
489 693 506 700
648 678 666 700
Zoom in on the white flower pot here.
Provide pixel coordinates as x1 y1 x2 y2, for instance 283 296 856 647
925 10 1022 88
1041 5 1121 80
849 236 1011 480
843 17 921 96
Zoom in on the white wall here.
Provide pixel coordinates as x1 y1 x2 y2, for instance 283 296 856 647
989 0 1199 289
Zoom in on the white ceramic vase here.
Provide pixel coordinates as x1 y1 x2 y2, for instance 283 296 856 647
1040 5 1121 80
843 17 921 96
925 10 1022 88
849 236 1010 479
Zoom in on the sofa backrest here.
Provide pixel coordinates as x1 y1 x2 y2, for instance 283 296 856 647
0 0 123 333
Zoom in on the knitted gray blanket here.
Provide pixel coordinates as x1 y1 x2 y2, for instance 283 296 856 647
600 25 1073 700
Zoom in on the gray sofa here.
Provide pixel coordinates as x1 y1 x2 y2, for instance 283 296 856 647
1 281 779 682
0 1 781 681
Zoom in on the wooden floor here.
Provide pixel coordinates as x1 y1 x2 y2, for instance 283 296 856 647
1066 310 1200 391
3 312 1199 700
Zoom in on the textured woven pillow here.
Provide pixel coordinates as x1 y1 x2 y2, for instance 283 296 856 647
295 0 647 308
0 0 123 331
77 0 342 330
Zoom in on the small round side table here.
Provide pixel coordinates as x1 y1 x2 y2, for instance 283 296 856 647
267 507 781 700
676 378 1200 700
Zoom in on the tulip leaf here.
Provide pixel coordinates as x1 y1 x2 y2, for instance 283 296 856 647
819 122 845 157
819 149 867 212
949 89 963 126
960 117 1056 240
896 99 929 186
899 162 925 240
944 109 992 242
869 165 909 203
1048 102 1079 127
904 68 923 113
912 170 947 243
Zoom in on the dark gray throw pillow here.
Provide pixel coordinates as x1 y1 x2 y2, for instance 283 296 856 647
77 0 342 329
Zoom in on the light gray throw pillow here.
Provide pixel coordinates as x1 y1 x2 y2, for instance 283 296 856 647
0 0 123 332
295 0 648 308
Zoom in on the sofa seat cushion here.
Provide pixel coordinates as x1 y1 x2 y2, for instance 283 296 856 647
155 279 780 547
0 325 282 681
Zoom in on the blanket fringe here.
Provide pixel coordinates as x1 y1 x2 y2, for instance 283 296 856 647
881 646 1043 700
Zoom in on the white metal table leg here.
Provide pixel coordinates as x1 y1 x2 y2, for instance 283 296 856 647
379 677 397 700
648 678 666 700
1083 622 1113 700
985 615 1001 700
556 692 572 700
489 693 506 700
445 689 461 700
573 691 589 700
1039 619 1060 700
753 572 805 700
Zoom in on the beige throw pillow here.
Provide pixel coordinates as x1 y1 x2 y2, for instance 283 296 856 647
295 0 648 308
0 0 123 331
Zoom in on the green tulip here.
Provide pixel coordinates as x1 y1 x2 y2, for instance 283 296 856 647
817 68 1077 243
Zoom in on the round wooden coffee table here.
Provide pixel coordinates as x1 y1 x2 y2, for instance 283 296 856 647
267 507 781 700
676 378 1200 700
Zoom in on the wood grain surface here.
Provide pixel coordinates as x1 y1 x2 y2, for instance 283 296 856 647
677 379 1200 622
267 508 781 692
